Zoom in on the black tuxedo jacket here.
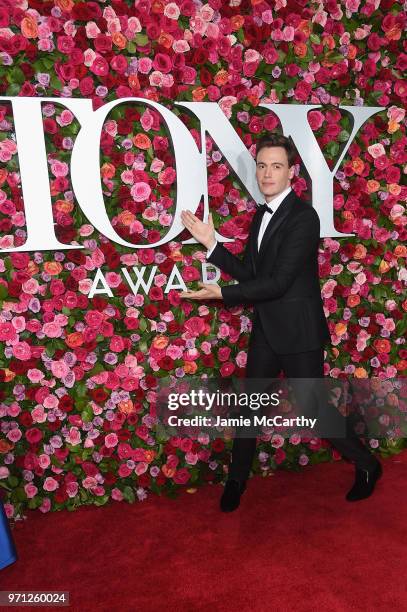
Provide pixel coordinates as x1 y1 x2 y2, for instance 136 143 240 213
206 189 331 355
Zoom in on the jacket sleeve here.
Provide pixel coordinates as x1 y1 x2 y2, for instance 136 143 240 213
206 213 259 282
221 208 320 307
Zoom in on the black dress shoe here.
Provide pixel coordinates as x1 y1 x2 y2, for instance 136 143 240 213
346 460 383 502
220 479 247 512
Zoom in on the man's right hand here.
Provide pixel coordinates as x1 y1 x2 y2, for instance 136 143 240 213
181 210 216 249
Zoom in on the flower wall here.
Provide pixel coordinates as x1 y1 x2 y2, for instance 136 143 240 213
0 0 406 519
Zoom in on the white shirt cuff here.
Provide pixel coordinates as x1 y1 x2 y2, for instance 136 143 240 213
206 240 217 258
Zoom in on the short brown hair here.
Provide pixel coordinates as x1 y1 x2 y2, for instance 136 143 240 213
255 134 297 168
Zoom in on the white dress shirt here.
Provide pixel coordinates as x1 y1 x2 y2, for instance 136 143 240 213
206 185 292 258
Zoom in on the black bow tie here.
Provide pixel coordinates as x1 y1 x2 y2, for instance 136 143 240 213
256 202 274 214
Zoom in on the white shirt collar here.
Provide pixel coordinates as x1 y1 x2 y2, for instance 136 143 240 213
263 185 292 214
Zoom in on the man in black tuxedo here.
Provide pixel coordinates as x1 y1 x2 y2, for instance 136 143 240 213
180 134 382 512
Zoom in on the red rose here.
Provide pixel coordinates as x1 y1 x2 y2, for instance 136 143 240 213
10 252 30 269
158 356 174 371
79 76 94 96
152 53 173 74
124 317 139 330
294 81 312 102
149 287 164 301
144 304 158 319
90 56 109 77
94 34 112 54
167 321 180 334
110 55 128 74
173 468 191 485
184 317 205 337
201 354 214 368
25 428 43 444
59 395 74 413
211 439 225 453
72 2 102 21
137 473 151 488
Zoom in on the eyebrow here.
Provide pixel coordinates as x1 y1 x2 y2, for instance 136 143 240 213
256 161 284 165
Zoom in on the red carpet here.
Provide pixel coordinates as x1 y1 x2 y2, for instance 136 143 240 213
2 451 407 612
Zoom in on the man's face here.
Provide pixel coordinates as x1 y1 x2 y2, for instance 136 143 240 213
255 146 295 202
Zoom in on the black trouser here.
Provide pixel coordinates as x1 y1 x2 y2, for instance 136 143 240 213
228 315 377 482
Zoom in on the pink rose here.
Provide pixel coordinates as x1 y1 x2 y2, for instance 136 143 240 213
22 278 39 294
57 110 74 127
111 488 124 501
90 55 109 76
66 427 81 445
307 110 325 130
299 454 309 466
235 351 247 368
31 406 46 423
105 433 119 448
138 57 152 74
66 482 79 498
12 341 31 360
42 322 63 338
0 322 17 341
271 434 285 448
7 429 22 443
131 181 151 202
38 454 50 469
110 335 126 352
24 483 38 498
135 462 148 475
367 143 386 158
43 477 59 492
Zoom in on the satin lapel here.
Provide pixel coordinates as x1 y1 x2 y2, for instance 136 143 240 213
255 190 297 265
250 209 264 276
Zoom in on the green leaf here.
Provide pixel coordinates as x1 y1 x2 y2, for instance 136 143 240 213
338 130 350 143
81 406 93 423
8 67 25 85
42 57 55 70
135 33 149 46
126 41 137 54
139 341 148 352
94 494 109 506
6 83 21 96
123 485 135 503
326 141 340 157
8 475 19 488
89 362 105 375
76 382 87 398
236 28 245 43
46 346 56 357
50 74 63 90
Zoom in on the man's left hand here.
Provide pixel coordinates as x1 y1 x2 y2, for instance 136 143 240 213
180 282 223 300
